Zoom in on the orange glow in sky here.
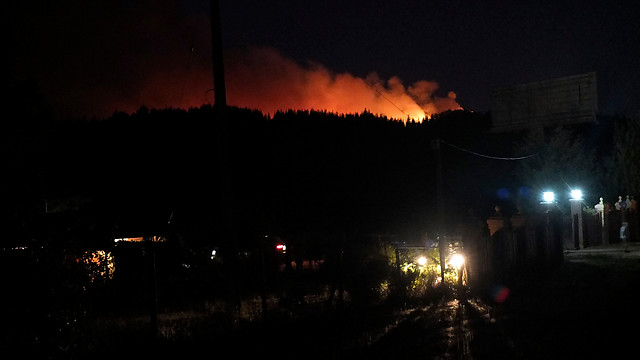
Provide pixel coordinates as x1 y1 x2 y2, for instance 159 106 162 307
224 47 462 122
92 47 461 121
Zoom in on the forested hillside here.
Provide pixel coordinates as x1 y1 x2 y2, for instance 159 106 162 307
5 105 632 250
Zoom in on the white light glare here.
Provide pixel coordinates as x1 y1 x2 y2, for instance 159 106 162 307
417 256 427 266
542 191 555 203
571 189 583 200
449 254 465 269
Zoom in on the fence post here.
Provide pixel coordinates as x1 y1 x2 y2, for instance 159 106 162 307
570 199 584 249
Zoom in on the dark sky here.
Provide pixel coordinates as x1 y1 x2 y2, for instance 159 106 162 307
6 0 640 119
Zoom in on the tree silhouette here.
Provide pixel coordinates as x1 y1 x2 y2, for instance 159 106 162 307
514 126 597 210
613 116 640 195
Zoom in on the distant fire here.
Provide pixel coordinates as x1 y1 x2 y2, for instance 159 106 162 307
83 46 460 121
225 47 462 122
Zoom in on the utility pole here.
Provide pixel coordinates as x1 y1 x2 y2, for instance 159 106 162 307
210 0 239 309
432 138 446 283
210 0 226 108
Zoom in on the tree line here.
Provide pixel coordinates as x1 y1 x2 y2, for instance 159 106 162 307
3 105 638 250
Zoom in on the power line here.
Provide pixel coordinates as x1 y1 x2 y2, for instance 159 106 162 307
439 139 537 161
371 86 411 118
368 83 535 160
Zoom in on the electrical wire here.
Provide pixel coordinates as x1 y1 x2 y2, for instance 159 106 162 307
371 85 411 118
369 82 536 161
439 139 537 161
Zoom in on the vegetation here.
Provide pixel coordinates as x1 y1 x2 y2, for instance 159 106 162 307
2 104 639 357
613 116 640 196
513 126 597 212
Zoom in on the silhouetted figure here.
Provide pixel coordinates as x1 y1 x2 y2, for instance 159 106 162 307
621 222 629 252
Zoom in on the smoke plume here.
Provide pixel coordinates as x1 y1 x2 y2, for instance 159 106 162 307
14 1 461 120
225 47 462 121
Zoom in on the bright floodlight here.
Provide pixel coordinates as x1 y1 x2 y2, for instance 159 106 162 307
542 191 555 203
417 256 427 266
449 254 465 269
571 189 583 200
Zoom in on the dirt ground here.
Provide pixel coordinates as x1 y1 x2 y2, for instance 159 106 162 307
6 244 640 359
163 244 640 359
352 243 640 359
499 243 640 358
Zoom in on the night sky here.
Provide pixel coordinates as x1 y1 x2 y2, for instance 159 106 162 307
6 0 640 120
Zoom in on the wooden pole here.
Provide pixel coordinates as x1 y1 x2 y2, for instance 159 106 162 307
148 246 158 339
210 0 226 108
432 139 446 283
260 240 268 321
210 0 239 311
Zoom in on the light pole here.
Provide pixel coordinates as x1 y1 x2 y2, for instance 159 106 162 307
449 253 466 288
431 138 446 284
595 197 607 245
569 189 585 249
541 191 555 263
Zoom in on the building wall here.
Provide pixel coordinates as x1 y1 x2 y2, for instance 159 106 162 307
491 72 597 132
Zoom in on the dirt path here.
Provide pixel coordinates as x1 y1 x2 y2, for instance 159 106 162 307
353 294 517 359
356 248 640 359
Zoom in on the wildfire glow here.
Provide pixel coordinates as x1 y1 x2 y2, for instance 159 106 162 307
225 47 462 122
100 46 461 122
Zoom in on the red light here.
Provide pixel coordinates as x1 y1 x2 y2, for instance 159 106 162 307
276 244 287 252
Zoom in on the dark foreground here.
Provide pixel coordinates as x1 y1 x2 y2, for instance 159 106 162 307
354 246 640 359
4 245 640 359
168 246 640 359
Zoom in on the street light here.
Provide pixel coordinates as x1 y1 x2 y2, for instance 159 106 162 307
571 189 583 200
449 254 465 269
540 191 556 262
417 256 427 266
569 188 585 249
449 253 466 287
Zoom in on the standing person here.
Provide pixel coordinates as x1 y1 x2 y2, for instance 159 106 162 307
621 222 629 252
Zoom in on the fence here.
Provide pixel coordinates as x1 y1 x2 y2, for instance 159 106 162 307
469 207 640 285
471 211 564 284
563 208 639 248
